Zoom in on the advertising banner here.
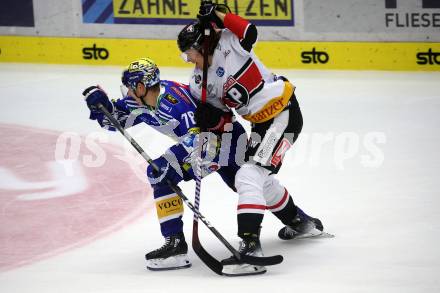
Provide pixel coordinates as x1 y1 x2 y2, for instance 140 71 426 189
304 0 440 33
1 0 439 70
1 35 439 71
0 0 35 27
81 0 294 26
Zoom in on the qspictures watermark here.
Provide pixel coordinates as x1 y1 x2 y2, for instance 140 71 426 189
53 129 387 181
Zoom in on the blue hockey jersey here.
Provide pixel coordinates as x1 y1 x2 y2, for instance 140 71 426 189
90 80 218 175
93 80 196 137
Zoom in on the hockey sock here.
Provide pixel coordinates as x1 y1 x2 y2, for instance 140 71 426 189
237 213 264 238
271 196 298 226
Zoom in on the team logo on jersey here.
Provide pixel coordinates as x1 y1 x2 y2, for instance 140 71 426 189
164 94 179 105
216 67 225 77
223 76 250 108
195 74 201 84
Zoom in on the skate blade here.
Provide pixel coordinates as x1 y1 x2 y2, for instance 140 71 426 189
294 231 335 240
222 263 267 277
147 254 192 271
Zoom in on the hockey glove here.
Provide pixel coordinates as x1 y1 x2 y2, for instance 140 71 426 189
146 158 171 186
197 1 225 29
82 85 114 119
147 155 186 187
179 132 221 179
195 103 232 133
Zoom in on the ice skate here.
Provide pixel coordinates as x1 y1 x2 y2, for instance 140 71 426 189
221 235 267 276
145 232 191 271
278 208 324 240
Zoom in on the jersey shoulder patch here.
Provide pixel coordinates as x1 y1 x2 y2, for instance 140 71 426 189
169 84 196 108
157 94 175 117
163 94 179 105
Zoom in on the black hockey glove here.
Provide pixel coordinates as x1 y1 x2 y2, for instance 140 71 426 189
195 103 232 133
197 1 225 29
82 86 113 118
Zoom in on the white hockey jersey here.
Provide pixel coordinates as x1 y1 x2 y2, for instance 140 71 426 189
189 29 295 124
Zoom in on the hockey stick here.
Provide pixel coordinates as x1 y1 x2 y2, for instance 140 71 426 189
191 1 214 273
96 104 283 273
191 1 239 274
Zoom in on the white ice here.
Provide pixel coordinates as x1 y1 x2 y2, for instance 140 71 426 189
0 63 439 293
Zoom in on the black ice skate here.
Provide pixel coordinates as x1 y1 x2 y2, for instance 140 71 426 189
278 208 324 240
145 232 191 271
221 235 267 276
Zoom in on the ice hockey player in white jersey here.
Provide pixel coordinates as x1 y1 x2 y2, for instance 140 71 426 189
177 1 325 276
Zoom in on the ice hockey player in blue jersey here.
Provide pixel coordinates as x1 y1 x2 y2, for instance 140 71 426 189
82 58 246 271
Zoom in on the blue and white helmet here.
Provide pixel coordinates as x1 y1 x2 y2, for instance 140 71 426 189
121 58 160 90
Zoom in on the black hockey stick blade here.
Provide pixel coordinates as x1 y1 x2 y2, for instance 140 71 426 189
192 221 223 275
240 254 283 266
193 220 282 272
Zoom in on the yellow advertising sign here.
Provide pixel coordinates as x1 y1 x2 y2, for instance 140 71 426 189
255 42 440 71
114 0 198 19
155 194 183 220
0 36 439 71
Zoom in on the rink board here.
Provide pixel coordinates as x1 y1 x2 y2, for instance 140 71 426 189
0 36 439 71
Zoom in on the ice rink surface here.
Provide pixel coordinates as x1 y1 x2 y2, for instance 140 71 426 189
1 63 439 293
